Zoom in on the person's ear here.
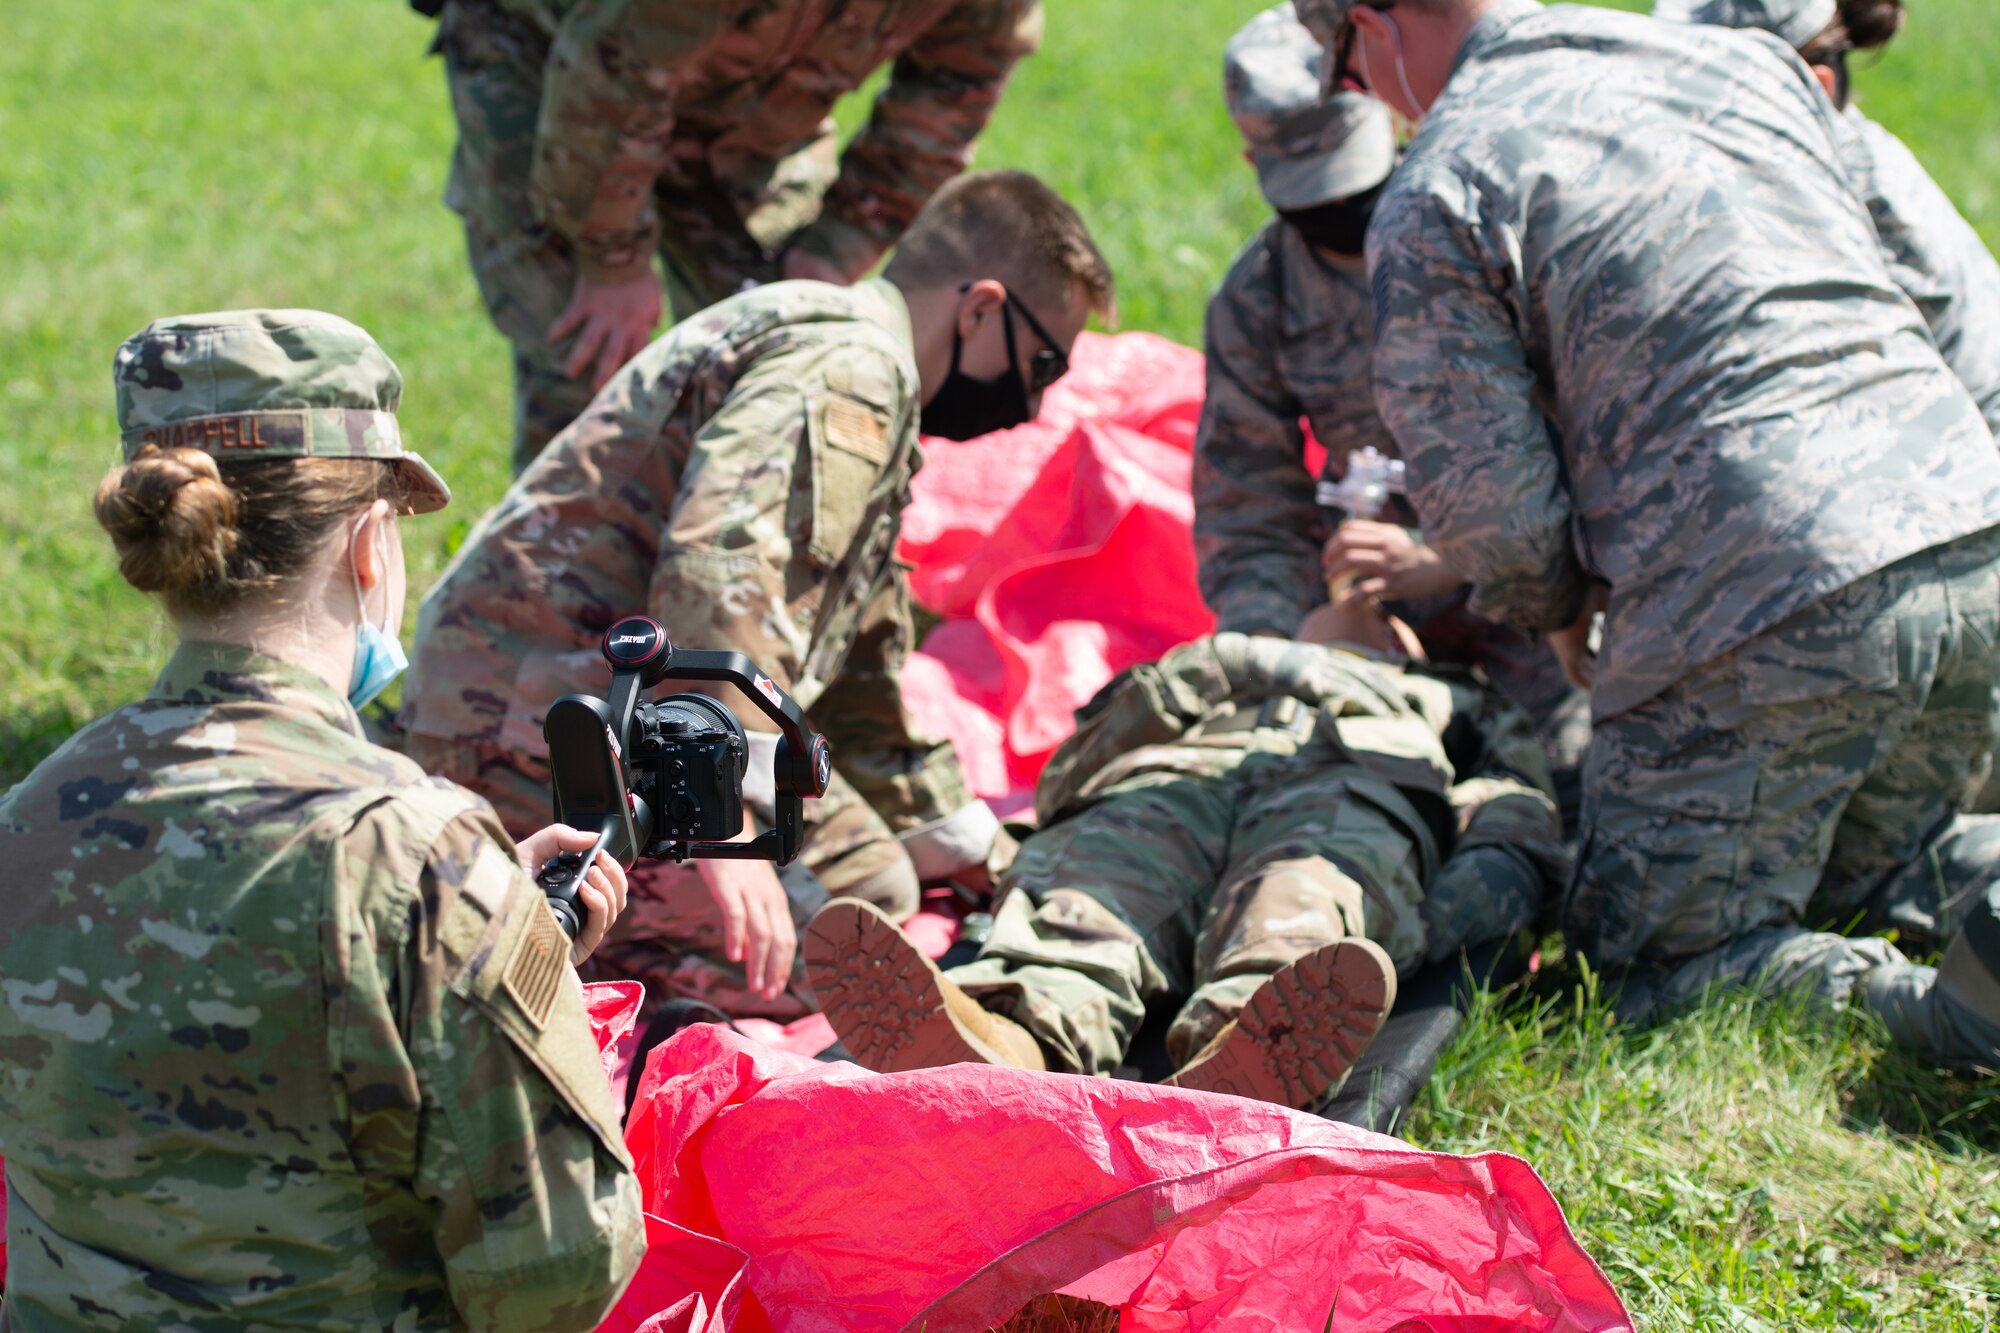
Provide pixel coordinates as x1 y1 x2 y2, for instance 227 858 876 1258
955 278 1007 341
350 499 395 593
1811 63 1839 103
1348 5 1392 45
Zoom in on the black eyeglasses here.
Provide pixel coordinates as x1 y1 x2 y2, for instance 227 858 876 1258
1002 290 1070 392
960 282 1070 392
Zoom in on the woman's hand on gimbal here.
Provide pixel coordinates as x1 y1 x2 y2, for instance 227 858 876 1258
517 824 630 966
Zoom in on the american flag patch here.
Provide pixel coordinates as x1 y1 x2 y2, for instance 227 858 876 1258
503 906 566 1030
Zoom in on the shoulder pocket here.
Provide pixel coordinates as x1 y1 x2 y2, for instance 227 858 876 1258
807 392 895 566
453 886 633 1168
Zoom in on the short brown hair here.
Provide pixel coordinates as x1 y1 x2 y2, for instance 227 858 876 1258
95 446 407 619
1802 0 1903 60
885 170 1116 325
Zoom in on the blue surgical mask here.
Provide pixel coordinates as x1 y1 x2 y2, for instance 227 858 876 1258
348 517 408 709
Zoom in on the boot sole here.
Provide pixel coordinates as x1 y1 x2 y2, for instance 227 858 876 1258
1167 938 1397 1110
804 899 1012 1073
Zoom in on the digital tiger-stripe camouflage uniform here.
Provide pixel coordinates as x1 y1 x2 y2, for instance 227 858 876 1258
406 277 999 1024
0 310 642 1330
1654 0 2000 819
1194 5 1590 828
432 0 1042 471
1651 0 2000 437
1309 0 2000 1023
939 632 1567 1077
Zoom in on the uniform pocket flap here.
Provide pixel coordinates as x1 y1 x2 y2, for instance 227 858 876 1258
808 393 894 565
454 892 634 1169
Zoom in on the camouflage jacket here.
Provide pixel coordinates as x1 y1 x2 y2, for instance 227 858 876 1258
492 0 1041 282
0 643 642 1331
1367 0 2000 719
1192 219 1400 637
1036 632 1566 903
408 278 977 849
1846 107 2000 438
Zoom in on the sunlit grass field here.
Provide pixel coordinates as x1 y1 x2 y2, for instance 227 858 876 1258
4 1 1997 1326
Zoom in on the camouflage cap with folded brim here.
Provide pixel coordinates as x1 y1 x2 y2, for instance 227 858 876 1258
1652 0 1838 49
114 309 451 515
1227 4 1396 211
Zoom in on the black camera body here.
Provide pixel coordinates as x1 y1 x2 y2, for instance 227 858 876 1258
535 615 832 939
630 694 746 843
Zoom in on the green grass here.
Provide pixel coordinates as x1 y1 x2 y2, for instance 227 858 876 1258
4 2 1998 1326
1412 958 2000 1329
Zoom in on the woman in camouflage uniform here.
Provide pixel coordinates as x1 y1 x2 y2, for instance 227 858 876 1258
0 311 643 1331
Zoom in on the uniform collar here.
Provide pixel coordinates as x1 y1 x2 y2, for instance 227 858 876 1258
1451 0 1545 81
151 641 363 738
1274 220 1371 339
853 277 917 360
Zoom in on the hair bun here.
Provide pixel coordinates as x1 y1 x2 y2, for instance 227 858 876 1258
1837 0 1905 51
93 445 242 596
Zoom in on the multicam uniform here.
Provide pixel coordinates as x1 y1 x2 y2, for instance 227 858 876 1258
943 633 1567 1076
0 644 643 1330
434 0 1042 470
1361 0 2000 1017
1192 219 1590 819
406 278 994 1021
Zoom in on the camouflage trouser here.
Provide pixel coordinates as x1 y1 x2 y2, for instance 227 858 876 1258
1409 599 1590 834
436 0 833 472
948 735 1504 1078
1565 527 2000 1025
408 733 918 1022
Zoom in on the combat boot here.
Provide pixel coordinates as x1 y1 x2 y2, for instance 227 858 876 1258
1167 938 1397 1110
805 898 1047 1074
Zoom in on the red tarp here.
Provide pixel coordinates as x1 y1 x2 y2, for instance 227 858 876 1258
898 331 1232 812
602 1025 1633 1333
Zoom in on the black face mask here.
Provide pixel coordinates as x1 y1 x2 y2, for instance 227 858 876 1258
919 303 1032 442
1279 182 1387 258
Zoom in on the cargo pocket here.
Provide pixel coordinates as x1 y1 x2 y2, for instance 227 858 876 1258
806 392 893 566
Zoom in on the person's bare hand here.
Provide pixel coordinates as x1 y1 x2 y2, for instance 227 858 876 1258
516 824 630 965
780 247 851 286
1548 617 1596 690
1321 521 1464 602
698 858 797 1000
1548 586 1609 691
549 273 662 390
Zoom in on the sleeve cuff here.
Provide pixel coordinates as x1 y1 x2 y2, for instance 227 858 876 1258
900 800 1003 880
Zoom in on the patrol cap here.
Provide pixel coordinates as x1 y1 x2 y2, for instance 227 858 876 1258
1652 0 1837 49
1226 4 1396 211
114 309 451 515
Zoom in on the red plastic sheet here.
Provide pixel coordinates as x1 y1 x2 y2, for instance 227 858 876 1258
586 980 649 1081
603 1026 1633 1333
898 331 1224 809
